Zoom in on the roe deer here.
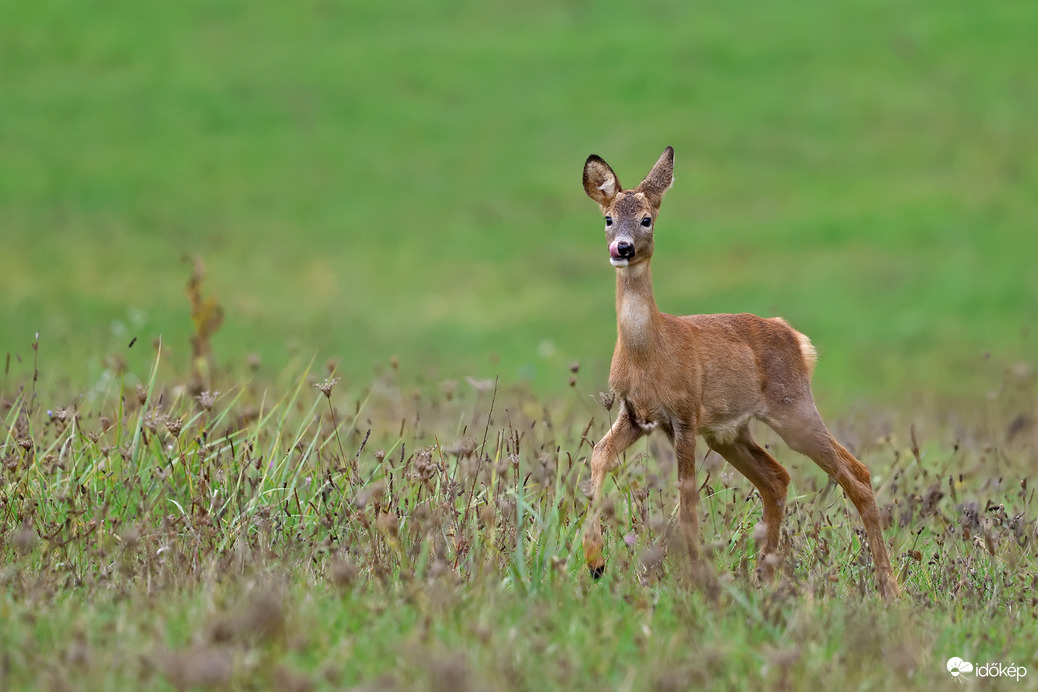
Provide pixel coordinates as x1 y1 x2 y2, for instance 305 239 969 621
581 146 898 599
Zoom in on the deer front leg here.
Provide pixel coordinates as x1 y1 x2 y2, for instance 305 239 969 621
673 427 701 567
583 409 643 579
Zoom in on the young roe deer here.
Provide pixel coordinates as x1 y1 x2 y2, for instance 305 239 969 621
580 146 898 599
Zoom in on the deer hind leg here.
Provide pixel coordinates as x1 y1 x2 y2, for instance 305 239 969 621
583 410 643 579
767 404 900 600
705 426 791 585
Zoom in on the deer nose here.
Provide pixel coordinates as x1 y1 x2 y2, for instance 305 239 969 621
610 239 635 260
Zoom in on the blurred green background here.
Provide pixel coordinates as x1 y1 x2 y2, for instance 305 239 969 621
3 0 1035 408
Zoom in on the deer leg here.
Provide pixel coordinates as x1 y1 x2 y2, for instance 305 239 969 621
583 409 643 579
706 426 791 585
768 404 900 599
672 427 701 567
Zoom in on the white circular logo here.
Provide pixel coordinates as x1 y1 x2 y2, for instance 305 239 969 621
947 657 974 677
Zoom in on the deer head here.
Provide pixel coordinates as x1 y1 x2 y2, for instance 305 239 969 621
582 146 674 268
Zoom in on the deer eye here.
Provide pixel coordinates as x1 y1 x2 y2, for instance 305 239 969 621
641 216 652 227
605 216 613 226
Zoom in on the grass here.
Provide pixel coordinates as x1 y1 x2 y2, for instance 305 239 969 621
2 339 1037 689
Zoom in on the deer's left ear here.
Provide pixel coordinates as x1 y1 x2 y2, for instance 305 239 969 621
638 146 674 206
583 155 621 209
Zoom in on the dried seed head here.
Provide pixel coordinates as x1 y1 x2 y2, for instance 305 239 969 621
354 480 387 508
120 525 141 550
598 391 615 411
246 352 261 370
465 376 495 392
13 526 38 554
313 376 341 399
103 354 127 375
427 558 450 580
414 448 438 481
496 495 515 518
196 391 218 411
445 437 476 459
478 504 496 528
136 384 147 406
570 361 580 373
376 511 399 537
143 412 161 433
51 407 73 426
328 557 359 588
638 544 665 570
165 416 184 438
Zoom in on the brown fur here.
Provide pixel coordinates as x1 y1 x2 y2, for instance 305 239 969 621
581 147 898 599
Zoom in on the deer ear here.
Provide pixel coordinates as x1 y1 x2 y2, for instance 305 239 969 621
583 155 621 208
638 146 674 206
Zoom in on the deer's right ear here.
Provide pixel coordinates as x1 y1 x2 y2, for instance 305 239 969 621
638 146 674 207
583 155 621 208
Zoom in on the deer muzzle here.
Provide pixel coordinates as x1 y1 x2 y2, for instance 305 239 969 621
609 239 635 266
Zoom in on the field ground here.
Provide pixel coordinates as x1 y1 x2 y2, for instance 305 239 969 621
2 346 1037 690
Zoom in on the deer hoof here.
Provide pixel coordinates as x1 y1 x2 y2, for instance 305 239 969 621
589 564 605 580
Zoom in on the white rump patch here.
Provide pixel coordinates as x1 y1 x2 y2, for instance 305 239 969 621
771 317 818 375
796 332 818 374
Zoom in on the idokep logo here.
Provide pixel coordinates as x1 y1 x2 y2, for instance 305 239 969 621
947 657 1028 682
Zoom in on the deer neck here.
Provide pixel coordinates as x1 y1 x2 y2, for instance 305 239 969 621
614 260 661 355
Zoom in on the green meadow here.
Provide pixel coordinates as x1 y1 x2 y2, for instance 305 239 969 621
4 0 1036 404
2 0 1037 689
